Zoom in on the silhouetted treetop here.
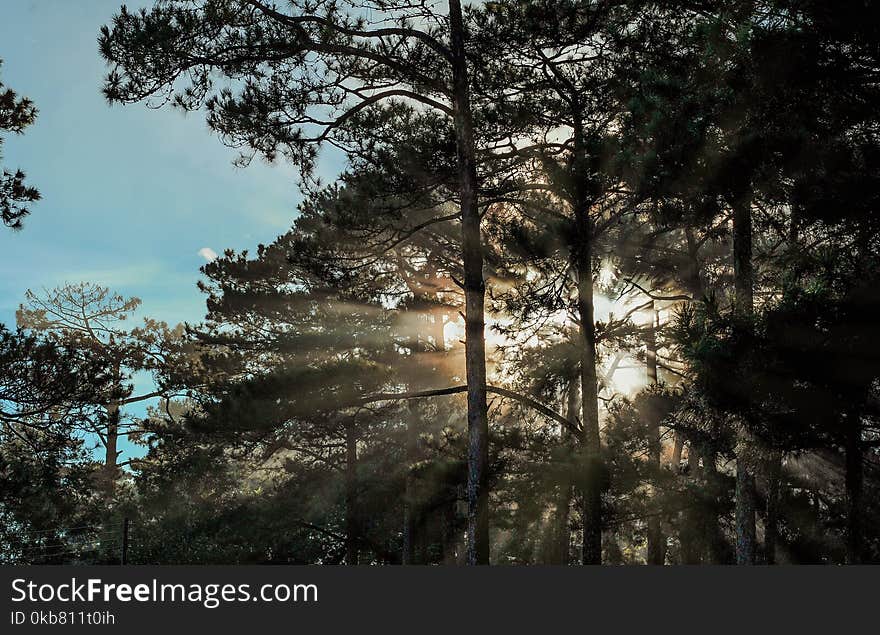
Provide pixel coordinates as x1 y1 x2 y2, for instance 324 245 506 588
0 59 40 229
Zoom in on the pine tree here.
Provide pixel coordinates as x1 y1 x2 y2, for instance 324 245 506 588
0 59 40 229
100 0 498 562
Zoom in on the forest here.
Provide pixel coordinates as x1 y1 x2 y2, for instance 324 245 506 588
1 0 879 566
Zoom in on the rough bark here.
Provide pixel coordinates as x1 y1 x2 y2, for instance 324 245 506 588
449 0 489 566
732 195 757 565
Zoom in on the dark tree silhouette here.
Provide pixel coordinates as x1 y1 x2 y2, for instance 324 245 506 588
0 60 40 229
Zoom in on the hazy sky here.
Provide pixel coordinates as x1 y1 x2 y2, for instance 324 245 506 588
0 1 340 457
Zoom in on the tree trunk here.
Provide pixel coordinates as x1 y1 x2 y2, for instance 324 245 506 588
102 364 124 497
764 451 782 564
554 483 573 566
418 516 430 564
844 418 864 564
645 304 666 565
680 443 703 564
553 379 578 565
762 194 798 565
441 496 459 565
646 304 659 386
684 227 705 300
402 400 419 565
103 402 120 493
735 464 756 565
701 447 726 564
672 434 684 470
732 195 757 565
732 197 754 314
575 211 602 566
345 423 359 565
449 0 490 566
433 307 446 353
844 225 869 565
565 114 603 566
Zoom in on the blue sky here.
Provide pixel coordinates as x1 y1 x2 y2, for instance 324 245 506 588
1 1 341 460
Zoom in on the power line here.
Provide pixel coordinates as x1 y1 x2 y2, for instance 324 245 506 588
7 523 104 536
9 530 120 545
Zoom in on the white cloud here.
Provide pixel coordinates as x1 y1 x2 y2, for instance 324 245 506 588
198 247 218 262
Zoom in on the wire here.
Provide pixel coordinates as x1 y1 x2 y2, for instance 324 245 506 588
10 531 122 545
18 548 112 560
8 524 105 536
16 538 124 557
5 521 137 563
17 545 120 558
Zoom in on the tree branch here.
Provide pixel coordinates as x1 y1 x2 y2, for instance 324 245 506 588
356 385 580 434
623 279 693 303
